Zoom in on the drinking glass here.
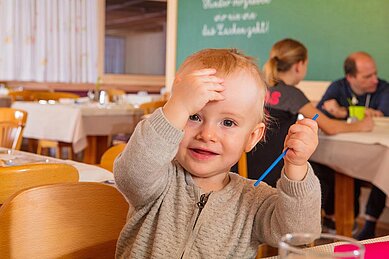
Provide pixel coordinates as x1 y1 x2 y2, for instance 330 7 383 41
279 233 364 258
348 106 365 122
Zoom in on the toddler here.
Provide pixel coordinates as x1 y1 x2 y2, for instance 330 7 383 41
114 48 321 258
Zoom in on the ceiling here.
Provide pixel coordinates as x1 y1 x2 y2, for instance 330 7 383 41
105 0 167 34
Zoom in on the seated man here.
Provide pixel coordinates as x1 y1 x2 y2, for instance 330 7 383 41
315 51 389 240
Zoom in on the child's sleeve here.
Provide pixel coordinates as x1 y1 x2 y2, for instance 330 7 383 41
253 163 322 247
113 108 184 207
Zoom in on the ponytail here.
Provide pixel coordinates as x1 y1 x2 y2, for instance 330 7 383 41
263 39 307 87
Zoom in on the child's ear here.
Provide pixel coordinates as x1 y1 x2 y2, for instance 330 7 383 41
244 122 265 152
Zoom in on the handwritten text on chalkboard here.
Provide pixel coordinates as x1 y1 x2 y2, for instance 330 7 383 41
202 0 271 10
201 0 271 38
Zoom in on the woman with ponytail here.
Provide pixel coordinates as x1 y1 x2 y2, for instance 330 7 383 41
245 38 373 186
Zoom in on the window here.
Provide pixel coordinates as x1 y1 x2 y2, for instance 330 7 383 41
104 0 167 76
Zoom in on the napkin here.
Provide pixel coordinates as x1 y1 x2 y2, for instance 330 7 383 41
335 241 389 259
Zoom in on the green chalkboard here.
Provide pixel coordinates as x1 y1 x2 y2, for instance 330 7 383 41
177 0 389 81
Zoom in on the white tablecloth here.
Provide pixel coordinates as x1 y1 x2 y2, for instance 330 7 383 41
311 122 389 196
11 101 143 153
0 148 114 182
62 159 114 182
318 118 389 147
123 94 161 107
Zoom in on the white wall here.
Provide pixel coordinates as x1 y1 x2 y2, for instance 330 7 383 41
125 31 166 75
296 80 329 104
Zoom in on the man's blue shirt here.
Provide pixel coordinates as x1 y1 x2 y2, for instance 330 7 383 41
316 78 389 118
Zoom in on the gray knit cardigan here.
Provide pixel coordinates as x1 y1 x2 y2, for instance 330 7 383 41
114 108 321 259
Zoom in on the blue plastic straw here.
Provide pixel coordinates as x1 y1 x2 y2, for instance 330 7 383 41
254 114 319 187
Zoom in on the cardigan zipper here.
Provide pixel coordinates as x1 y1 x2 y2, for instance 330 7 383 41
180 192 211 258
193 192 210 229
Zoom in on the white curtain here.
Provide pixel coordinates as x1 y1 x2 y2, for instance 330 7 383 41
104 35 125 74
0 0 98 83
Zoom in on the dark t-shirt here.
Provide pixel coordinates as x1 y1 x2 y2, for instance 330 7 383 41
246 81 310 187
316 78 389 117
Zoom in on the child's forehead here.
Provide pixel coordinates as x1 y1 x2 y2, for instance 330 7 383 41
223 69 265 92
223 73 260 98
181 62 238 74
209 74 263 111
180 63 261 83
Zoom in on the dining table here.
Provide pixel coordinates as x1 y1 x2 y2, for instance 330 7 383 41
0 147 114 183
264 234 389 258
11 100 143 164
310 117 389 237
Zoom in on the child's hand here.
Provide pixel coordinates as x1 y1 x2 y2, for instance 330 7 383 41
163 68 225 129
283 118 319 181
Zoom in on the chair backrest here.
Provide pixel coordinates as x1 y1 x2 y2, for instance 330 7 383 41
8 90 80 102
0 163 79 204
139 100 167 115
8 90 36 101
100 143 126 172
0 108 28 150
106 88 126 102
32 91 80 101
0 182 129 259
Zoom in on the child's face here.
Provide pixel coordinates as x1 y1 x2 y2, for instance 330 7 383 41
175 70 265 179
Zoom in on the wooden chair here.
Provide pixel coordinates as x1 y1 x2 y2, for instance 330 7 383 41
0 182 129 259
0 163 79 205
36 139 62 158
33 91 80 159
109 99 166 146
9 90 79 102
32 91 80 101
139 100 167 115
8 90 36 102
0 108 28 150
238 152 248 178
99 143 126 172
106 88 126 102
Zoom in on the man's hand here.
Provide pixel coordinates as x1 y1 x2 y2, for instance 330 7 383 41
322 99 348 119
365 108 384 117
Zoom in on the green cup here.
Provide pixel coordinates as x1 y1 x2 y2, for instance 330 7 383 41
348 106 365 121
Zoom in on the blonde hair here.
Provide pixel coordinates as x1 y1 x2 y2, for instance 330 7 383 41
264 39 307 86
178 48 267 122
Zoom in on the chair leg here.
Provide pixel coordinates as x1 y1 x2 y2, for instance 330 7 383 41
68 146 73 160
58 142 73 160
56 146 61 159
37 140 60 159
37 143 42 155
27 138 37 153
